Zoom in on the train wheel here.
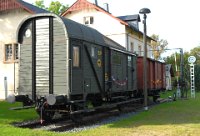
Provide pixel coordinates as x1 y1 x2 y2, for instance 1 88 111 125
91 95 103 107
70 113 83 123
117 104 125 112
38 109 55 122
92 99 102 107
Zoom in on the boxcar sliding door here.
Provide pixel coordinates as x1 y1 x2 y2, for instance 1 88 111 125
127 56 133 90
71 43 83 95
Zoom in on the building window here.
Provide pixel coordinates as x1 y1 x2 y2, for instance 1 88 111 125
4 43 19 62
14 44 19 60
138 45 142 56
130 42 134 52
84 16 94 25
73 46 80 67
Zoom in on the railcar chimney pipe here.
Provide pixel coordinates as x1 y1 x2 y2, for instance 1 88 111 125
103 3 109 12
95 0 98 5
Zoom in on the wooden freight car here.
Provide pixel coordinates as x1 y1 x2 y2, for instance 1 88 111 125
137 57 166 101
8 13 138 121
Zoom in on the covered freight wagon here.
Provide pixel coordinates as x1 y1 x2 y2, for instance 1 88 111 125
8 13 138 121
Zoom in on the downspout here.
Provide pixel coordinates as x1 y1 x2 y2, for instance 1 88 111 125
126 33 129 51
14 62 15 93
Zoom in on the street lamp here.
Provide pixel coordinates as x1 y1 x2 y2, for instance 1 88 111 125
139 8 151 111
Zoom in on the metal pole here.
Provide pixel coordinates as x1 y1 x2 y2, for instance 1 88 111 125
143 14 148 110
139 8 150 110
4 77 8 99
175 53 180 98
14 62 15 93
180 48 184 97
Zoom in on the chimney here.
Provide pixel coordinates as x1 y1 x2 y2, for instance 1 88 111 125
95 0 98 5
103 3 109 12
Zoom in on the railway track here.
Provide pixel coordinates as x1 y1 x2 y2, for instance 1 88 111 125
12 99 171 132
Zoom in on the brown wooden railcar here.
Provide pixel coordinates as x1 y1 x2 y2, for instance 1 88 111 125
137 57 166 100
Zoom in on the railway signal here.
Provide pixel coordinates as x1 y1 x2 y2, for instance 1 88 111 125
188 56 196 98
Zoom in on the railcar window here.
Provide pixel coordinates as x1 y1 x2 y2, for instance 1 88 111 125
73 46 80 67
4 43 19 63
113 53 121 65
91 46 97 58
128 56 132 67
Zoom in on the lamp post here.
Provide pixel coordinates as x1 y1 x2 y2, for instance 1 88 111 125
139 8 151 111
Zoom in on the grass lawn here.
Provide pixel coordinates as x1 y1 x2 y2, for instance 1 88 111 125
1 91 200 136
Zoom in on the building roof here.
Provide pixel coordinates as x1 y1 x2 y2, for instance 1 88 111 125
0 0 48 13
117 14 141 22
61 0 156 42
61 0 128 26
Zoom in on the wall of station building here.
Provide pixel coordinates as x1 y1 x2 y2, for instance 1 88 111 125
0 9 30 99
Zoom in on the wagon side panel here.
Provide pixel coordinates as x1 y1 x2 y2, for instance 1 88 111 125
82 43 103 94
111 50 127 92
18 22 33 97
53 18 68 95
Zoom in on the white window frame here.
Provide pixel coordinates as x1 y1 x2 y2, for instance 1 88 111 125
4 43 19 63
84 16 94 25
130 42 134 52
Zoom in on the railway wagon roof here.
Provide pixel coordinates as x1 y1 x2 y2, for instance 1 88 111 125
17 13 136 55
17 13 105 45
137 56 166 64
61 16 105 45
17 13 135 55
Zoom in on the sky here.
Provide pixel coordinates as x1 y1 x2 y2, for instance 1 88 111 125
24 0 200 54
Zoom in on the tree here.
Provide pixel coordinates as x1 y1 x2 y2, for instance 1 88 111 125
189 46 200 64
35 0 46 9
34 0 69 15
48 1 69 15
151 34 168 60
194 65 200 91
189 46 200 91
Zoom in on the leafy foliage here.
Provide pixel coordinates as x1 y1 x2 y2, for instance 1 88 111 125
48 1 69 15
151 34 168 60
189 46 200 64
35 0 45 9
34 0 69 15
194 65 200 91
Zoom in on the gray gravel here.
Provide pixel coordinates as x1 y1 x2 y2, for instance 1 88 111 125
62 110 141 133
13 98 172 133
62 99 172 133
